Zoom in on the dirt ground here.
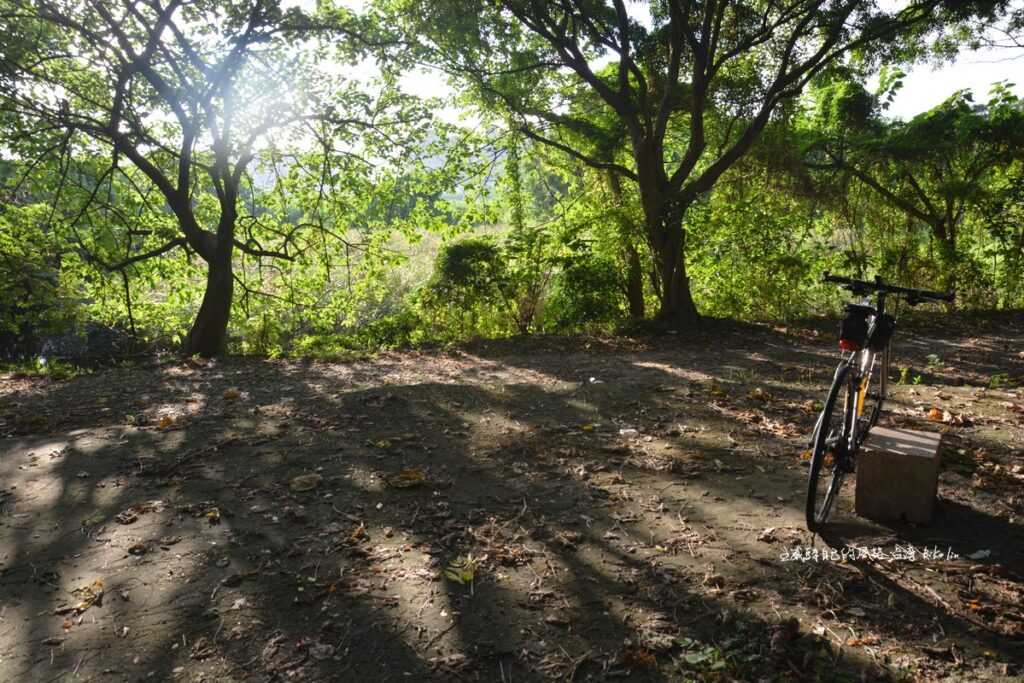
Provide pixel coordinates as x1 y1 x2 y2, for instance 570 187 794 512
2 314 1023 682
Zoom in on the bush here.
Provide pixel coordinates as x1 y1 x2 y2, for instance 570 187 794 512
429 238 508 301
0 205 80 359
422 238 513 338
544 253 623 330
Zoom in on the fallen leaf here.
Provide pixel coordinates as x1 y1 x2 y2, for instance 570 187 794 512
385 467 425 489
158 415 174 429
56 580 105 616
444 554 481 585
847 635 880 646
289 473 323 492
702 573 725 588
223 387 240 400
348 523 366 544
115 509 139 525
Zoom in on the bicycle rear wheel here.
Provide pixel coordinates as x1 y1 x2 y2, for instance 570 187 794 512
806 364 854 531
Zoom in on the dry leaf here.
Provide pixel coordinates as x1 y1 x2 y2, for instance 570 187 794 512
847 635 880 646
223 387 240 400
385 468 425 489
158 415 174 429
290 473 323 492
348 522 366 543
59 580 105 616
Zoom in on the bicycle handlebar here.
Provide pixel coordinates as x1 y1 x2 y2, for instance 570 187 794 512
822 272 955 303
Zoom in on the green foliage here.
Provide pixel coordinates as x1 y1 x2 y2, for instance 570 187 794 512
0 1 1022 358
0 357 90 381
432 238 507 296
0 203 80 354
811 70 879 131
545 251 623 330
422 237 512 338
687 162 836 321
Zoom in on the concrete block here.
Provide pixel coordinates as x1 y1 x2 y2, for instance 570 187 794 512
855 427 941 524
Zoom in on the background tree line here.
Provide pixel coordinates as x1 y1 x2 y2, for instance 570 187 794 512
1 0 1022 360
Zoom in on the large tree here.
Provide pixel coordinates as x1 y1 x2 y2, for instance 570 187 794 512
809 84 1024 292
387 0 1007 327
0 0 387 356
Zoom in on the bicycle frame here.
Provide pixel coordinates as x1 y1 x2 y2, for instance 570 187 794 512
807 271 952 531
832 290 891 460
845 348 877 451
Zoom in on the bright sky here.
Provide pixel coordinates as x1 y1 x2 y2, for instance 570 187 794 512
882 48 1022 120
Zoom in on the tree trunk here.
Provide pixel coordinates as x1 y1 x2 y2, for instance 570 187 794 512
183 257 233 357
623 243 645 319
632 144 700 329
930 221 959 306
648 210 699 328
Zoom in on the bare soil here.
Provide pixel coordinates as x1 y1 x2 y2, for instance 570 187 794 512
2 315 1023 682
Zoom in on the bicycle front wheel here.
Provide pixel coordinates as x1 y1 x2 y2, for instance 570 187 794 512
806 364 854 531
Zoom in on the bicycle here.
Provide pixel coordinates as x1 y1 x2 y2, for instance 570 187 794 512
805 272 954 532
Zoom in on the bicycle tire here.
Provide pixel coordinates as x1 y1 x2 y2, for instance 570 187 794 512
806 364 854 531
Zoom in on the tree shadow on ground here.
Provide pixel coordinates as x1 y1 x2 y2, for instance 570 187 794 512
2 318 1022 681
